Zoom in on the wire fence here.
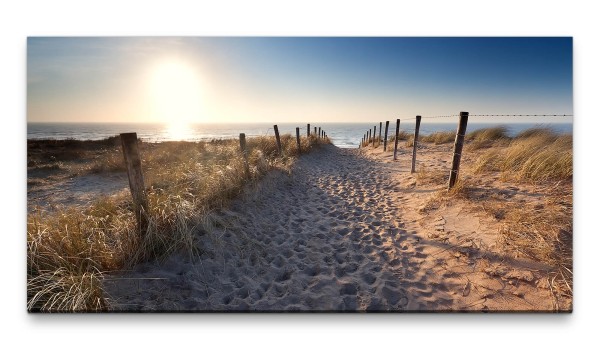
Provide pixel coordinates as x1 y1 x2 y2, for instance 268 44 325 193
397 114 573 121
358 112 573 190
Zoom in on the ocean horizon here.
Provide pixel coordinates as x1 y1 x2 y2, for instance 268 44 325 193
27 121 573 149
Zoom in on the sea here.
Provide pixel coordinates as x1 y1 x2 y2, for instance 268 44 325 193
27 121 573 149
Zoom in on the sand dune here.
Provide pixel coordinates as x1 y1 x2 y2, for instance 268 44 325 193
103 144 566 311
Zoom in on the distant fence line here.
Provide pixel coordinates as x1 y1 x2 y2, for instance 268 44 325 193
358 112 573 191
395 114 573 121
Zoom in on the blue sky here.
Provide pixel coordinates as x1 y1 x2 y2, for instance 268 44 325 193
27 37 573 123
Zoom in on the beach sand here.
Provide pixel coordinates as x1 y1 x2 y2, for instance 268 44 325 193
103 142 569 311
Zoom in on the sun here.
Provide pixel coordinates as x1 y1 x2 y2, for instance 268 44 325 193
149 59 203 126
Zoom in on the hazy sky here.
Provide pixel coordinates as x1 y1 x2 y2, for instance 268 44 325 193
27 37 573 124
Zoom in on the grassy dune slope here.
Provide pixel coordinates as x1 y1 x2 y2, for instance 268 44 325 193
27 134 329 312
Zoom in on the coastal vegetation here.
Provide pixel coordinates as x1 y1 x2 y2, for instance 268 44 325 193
417 126 573 306
27 134 330 312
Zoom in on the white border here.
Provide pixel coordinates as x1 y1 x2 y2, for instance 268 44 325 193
4 1 598 346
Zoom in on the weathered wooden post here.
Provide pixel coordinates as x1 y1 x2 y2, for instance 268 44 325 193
307 124 310 138
273 125 282 156
393 119 400 160
410 115 422 173
383 120 389 152
120 132 149 235
372 126 376 147
318 127 321 139
448 112 469 190
239 133 250 177
314 126 317 136
295 127 301 153
379 122 383 146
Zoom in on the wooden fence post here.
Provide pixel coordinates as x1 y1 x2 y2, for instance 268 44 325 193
369 129 372 144
448 112 469 190
120 132 149 235
314 126 317 136
410 115 422 173
379 122 382 146
307 123 310 138
239 133 250 177
393 119 400 160
318 127 321 139
373 126 376 147
295 127 301 153
274 125 282 156
383 120 389 152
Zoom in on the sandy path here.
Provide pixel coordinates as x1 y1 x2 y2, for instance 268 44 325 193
104 143 564 311
104 145 445 311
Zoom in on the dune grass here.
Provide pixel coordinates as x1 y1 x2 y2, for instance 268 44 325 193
27 134 329 312
466 126 509 142
496 193 572 302
417 126 572 307
465 126 510 150
472 128 572 306
420 131 456 144
472 127 572 182
28 136 127 179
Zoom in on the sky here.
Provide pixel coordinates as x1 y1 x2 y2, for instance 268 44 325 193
27 37 573 124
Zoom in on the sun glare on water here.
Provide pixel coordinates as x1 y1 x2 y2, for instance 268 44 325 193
149 59 203 139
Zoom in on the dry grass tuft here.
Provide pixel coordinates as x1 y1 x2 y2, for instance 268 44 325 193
466 126 510 150
467 126 509 142
472 128 572 182
27 268 107 312
495 191 573 307
28 133 329 312
420 131 455 144
514 127 557 139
